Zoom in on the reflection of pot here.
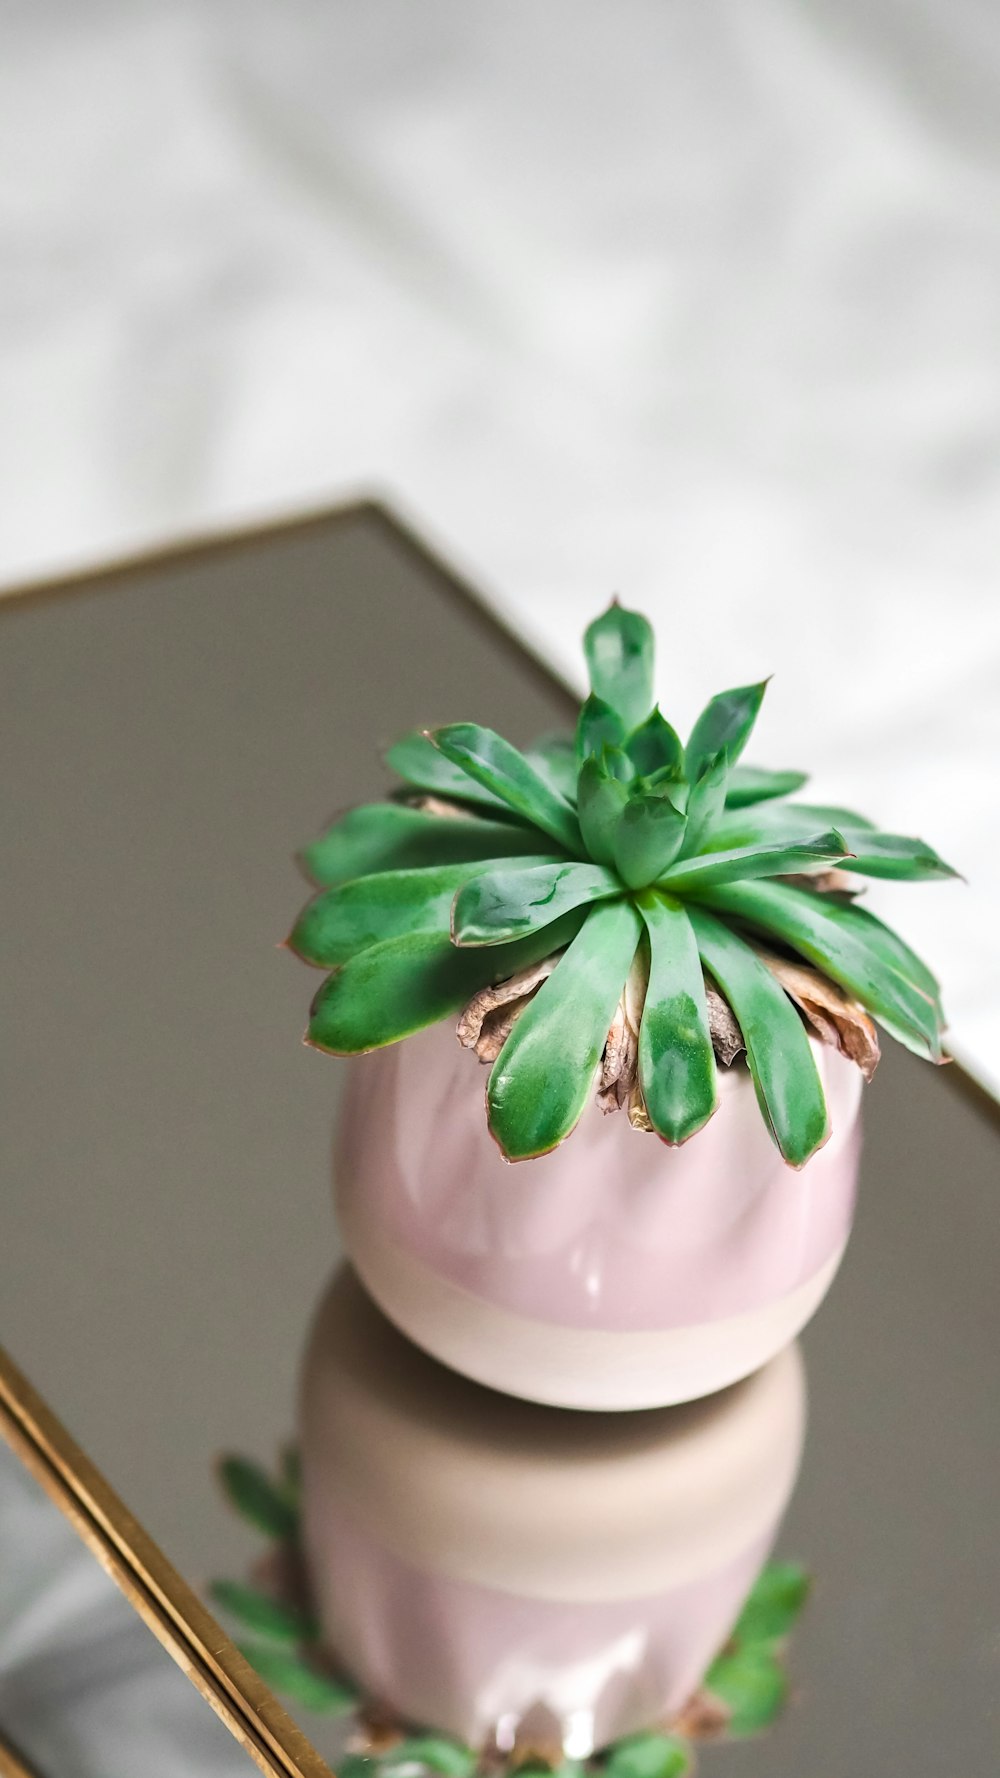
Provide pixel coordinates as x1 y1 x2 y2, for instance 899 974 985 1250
335 1020 861 1409
299 1268 807 1755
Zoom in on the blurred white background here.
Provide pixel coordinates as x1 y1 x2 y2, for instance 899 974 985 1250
3 0 999 1090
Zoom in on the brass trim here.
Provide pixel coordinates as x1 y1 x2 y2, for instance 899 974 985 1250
0 1346 334 1778
0 495 377 611
0 1727 46 1778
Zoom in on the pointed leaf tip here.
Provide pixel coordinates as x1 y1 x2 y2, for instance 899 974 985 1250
216 1456 299 1541
576 693 627 765
733 1560 811 1647
612 788 687 889
686 679 769 785
583 603 655 732
626 706 684 781
487 900 642 1159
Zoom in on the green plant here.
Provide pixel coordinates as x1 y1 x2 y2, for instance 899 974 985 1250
291 603 955 1166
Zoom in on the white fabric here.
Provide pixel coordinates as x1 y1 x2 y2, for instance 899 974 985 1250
2 0 998 1093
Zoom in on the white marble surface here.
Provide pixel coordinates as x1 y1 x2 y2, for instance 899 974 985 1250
2 0 998 1093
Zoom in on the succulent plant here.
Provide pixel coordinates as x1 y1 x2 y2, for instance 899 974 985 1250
290 603 955 1167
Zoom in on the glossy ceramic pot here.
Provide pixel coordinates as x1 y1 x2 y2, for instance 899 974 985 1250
299 1268 807 1756
335 1020 862 1409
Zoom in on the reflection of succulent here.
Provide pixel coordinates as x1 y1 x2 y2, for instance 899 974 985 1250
291 602 955 1166
212 1448 809 1771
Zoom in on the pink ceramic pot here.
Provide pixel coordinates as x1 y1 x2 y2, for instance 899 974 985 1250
335 1021 862 1409
300 1269 807 1756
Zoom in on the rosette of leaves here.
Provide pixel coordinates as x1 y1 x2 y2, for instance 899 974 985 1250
212 1448 809 1770
291 602 956 1167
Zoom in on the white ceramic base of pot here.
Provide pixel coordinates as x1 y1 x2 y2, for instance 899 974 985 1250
341 1205 845 1410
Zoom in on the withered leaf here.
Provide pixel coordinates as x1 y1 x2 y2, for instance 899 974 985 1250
598 951 647 1114
706 982 745 1066
671 1687 731 1739
627 1083 654 1132
777 867 859 896
754 945 880 1081
409 795 471 821
597 999 638 1113
457 955 560 1062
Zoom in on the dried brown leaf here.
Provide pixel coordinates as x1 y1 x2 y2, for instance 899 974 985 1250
598 951 647 1114
777 867 859 895
706 982 745 1066
409 795 470 820
597 1000 639 1113
351 1704 405 1754
249 1543 311 1612
754 945 880 1081
671 1687 731 1740
457 955 560 1060
626 1078 654 1132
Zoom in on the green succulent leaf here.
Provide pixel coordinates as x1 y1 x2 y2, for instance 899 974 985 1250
709 801 876 852
208 1579 318 1645
382 1738 477 1778
637 895 718 1144
576 693 627 764
236 1642 357 1714
302 803 550 888
657 830 849 895
216 1456 299 1542
733 1561 811 1648
338 1758 378 1778
384 731 509 814
525 732 578 801
687 907 830 1167
724 764 810 807
307 917 585 1054
452 861 621 946
430 724 583 853
487 900 643 1159
602 743 636 782
837 831 961 881
704 1644 788 1737
603 1731 693 1778
829 897 942 1008
679 750 730 858
584 602 655 731
612 789 687 889
577 754 630 865
290 856 559 966
626 707 685 781
690 881 944 1059
685 679 768 783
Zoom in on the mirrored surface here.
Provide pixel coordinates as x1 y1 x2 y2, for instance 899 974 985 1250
2 505 999 1772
